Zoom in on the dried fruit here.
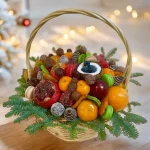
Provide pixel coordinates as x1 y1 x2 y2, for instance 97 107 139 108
64 107 77 121
109 60 116 66
84 74 96 85
68 82 77 92
51 102 65 116
71 91 81 101
40 55 47 62
59 91 74 107
109 65 118 71
56 48 64 56
27 77 39 86
55 68 65 78
72 51 80 60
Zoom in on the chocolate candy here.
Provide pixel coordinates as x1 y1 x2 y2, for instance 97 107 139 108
51 102 65 116
64 107 77 121
25 86 35 99
114 76 125 86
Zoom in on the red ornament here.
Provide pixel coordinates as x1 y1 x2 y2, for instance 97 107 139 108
23 18 31 27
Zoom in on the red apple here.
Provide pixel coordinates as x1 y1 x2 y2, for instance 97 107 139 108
90 80 108 100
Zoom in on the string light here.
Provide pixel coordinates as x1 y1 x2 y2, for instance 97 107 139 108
63 34 69 39
114 10 120 16
10 36 17 43
109 15 116 21
9 10 14 15
0 20 4 25
132 10 138 18
70 30 76 35
144 12 150 18
126 5 133 12
86 26 96 33
40 39 48 47
132 57 137 63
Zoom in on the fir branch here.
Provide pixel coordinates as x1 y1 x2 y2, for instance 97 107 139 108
129 79 141 86
121 111 147 125
127 101 141 112
15 76 28 96
29 56 39 62
130 72 144 78
105 48 117 59
107 58 119 62
112 113 139 139
100 47 105 56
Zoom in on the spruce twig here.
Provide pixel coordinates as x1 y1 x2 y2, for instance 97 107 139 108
129 79 141 86
105 48 117 59
130 72 144 78
30 56 39 62
100 47 105 56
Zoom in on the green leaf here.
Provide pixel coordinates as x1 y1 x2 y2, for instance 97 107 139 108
30 56 39 62
129 79 141 86
52 47 56 53
130 72 144 78
105 48 117 59
124 112 147 125
100 47 105 56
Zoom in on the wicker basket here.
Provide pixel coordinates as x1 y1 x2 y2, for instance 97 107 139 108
26 9 132 142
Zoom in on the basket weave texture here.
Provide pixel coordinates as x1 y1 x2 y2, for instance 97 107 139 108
26 9 132 142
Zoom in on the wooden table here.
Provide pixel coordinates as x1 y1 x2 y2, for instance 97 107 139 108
0 120 150 150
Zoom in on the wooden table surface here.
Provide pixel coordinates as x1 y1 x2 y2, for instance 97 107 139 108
0 120 149 150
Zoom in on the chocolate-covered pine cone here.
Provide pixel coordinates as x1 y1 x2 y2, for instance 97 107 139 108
114 76 125 86
72 51 80 60
64 107 77 121
27 77 39 86
84 74 96 85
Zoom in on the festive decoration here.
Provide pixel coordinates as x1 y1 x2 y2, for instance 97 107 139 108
3 9 147 142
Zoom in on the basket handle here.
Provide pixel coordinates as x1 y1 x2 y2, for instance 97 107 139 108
26 9 132 89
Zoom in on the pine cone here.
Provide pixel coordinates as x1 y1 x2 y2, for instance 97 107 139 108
51 102 65 117
37 71 43 80
72 51 80 60
27 77 39 86
59 91 74 107
55 68 65 78
56 48 64 56
114 76 125 86
84 74 96 85
64 107 77 121
109 65 118 71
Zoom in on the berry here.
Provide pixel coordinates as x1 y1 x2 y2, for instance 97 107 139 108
56 48 64 56
88 65 93 73
84 61 90 66
81 66 89 72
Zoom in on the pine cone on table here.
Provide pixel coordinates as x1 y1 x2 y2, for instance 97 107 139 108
64 107 77 121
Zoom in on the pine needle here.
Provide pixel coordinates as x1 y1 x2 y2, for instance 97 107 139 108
127 101 141 112
129 79 142 86
130 72 144 78
100 47 105 56
107 58 119 62
29 56 39 62
105 48 117 59
52 47 56 53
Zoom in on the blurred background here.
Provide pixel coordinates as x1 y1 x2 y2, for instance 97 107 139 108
0 0 150 148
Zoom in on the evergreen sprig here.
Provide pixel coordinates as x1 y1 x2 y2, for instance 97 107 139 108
29 56 39 62
129 79 141 86
15 76 28 96
127 101 141 112
130 72 144 86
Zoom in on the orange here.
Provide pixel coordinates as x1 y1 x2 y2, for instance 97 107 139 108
64 52 73 59
58 76 72 92
77 100 98 121
99 97 108 116
102 68 115 76
107 86 129 111
76 80 90 95
61 63 66 69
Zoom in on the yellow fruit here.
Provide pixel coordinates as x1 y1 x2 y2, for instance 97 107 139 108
107 86 129 111
77 100 98 121
76 80 90 95
102 68 115 76
58 76 72 92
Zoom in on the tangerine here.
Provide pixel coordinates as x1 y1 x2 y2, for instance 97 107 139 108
77 100 98 121
107 86 129 111
102 68 115 76
58 76 72 92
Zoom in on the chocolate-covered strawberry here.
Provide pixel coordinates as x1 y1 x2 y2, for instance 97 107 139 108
65 64 76 77
33 80 61 108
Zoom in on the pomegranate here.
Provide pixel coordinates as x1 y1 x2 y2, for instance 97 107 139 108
33 80 61 108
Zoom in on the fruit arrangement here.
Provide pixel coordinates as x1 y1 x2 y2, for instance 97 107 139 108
3 45 147 141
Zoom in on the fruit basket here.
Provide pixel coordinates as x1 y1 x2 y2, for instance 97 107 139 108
3 9 147 142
